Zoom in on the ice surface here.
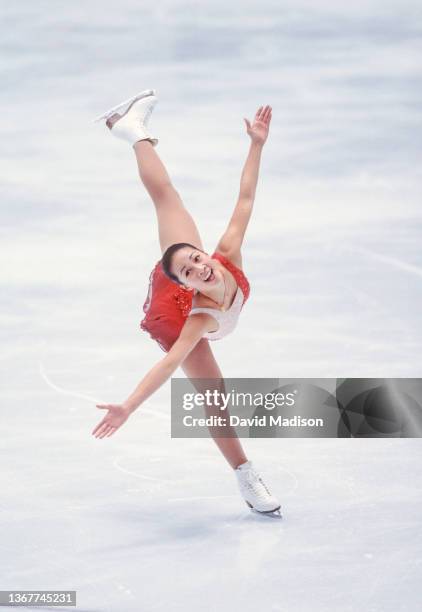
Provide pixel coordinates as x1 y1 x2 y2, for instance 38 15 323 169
1 1 421 610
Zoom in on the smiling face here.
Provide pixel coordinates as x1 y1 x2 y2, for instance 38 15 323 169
170 247 222 291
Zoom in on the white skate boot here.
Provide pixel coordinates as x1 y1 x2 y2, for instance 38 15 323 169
94 88 159 147
235 461 282 517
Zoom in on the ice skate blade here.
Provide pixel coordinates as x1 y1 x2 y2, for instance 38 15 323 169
251 508 282 519
246 501 283 519
93 88 156 123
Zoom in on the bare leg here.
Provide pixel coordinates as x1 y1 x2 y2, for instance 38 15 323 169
133 140 203 254
181 339 248 470
106 114 203 253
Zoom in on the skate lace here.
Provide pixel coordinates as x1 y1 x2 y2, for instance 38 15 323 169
243 469 272 500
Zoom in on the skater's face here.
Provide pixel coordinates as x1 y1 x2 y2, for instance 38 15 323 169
171 247 222 291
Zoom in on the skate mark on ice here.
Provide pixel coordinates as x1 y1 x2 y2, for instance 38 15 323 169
348 245 422 279
39 361 167 421
39 361 103 406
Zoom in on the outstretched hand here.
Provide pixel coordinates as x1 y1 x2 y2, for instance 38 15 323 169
92 403 131 439
244 105 272 145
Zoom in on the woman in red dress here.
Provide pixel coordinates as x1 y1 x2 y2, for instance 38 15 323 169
92 91 280 515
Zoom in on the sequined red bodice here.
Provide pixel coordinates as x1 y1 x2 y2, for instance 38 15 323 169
140 251 250 352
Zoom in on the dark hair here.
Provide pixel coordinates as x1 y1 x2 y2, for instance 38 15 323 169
161 242 203 285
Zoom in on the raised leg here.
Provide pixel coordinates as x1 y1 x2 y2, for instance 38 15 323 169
133 140 203 254
181 339 248 470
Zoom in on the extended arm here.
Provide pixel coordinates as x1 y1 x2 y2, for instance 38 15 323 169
216 105 272 259
92 312 215 438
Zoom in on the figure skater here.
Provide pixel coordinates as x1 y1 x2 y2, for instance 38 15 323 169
92 89 281 516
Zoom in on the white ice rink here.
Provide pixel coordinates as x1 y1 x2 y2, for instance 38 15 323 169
1 1 422 610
